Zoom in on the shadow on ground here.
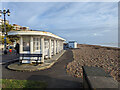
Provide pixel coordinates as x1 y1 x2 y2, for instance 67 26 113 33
27 75 82 88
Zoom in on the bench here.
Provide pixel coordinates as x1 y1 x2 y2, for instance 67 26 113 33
19 54 42 65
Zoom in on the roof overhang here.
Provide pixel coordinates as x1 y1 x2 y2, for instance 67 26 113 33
8 30 66 41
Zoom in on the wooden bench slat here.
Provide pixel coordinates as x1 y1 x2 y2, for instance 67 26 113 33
19 54 42 64
20 54 42 57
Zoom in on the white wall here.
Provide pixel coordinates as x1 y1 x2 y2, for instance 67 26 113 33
68 42 77 48
74 42 77 48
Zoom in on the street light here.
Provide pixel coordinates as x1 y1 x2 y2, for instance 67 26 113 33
0 8 10 54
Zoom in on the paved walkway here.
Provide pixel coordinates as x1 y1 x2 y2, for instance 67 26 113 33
0 50 19 64
7 50 66 71
2 50 83 88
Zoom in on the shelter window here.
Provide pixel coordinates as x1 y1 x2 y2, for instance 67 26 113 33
23 37 30 51
33 37 40 51
45 40 49 49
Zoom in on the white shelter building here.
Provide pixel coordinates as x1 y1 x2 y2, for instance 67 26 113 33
68 41 77 48
8 30 65 63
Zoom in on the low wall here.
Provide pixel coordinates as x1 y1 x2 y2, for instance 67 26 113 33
82 66 118 89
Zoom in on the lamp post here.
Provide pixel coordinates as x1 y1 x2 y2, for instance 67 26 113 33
0 8 10 54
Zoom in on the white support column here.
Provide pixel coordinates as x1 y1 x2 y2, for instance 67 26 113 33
57 40 59 53
62 42 63 50
59 41 60 52
41 37 44 63
60 41 62 51
61 41 62 51
54 40 56 55
56 40 58 54
49 38 52 58
60 41 61 51
30 36 33 62
58 41 60 53
30 36 33 54
57 41 59 53
20 36 23 53
59 41 61 52
38 37 40 50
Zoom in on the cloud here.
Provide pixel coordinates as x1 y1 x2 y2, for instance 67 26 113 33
93 33 103 36
1 2 118 44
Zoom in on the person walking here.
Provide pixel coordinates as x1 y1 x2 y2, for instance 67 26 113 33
15 43 19 55
9 46 12 54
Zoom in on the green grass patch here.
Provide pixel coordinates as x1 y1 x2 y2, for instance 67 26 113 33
0 79 47 89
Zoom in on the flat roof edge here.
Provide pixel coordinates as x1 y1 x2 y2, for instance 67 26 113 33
8 31 66 41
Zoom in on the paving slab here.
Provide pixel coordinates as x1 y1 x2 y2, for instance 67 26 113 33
7 50 66 71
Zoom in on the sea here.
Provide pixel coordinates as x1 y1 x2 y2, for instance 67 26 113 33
92 43 120 48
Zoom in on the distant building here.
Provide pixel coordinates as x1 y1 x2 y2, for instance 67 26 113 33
0 19 9 36
20 27 29 30
68 41 77 48
13 24 22 30
0 19 9 25
13 24 29 30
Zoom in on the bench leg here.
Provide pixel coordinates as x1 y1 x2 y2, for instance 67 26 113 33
36 60 38 65
40 62 44 64
18 60 22 65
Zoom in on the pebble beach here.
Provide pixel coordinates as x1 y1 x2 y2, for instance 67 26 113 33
66 44 119 82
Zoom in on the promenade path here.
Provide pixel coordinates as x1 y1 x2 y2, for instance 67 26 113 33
0 50 19 64
2 50 83 88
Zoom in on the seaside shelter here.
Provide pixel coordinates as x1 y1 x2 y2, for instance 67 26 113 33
8 30 65 63
68 41 77 48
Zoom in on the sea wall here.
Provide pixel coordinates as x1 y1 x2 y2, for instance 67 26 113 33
82 66 118 89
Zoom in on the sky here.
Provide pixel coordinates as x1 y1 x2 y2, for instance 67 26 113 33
1 2 118 45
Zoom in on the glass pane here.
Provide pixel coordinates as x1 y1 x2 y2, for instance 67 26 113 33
23 37 30 51
37 38 39 41
36 47 38 50
37 42 39 45
33 41 35 51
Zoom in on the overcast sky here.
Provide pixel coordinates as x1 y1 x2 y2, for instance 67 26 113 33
1 2 118 44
